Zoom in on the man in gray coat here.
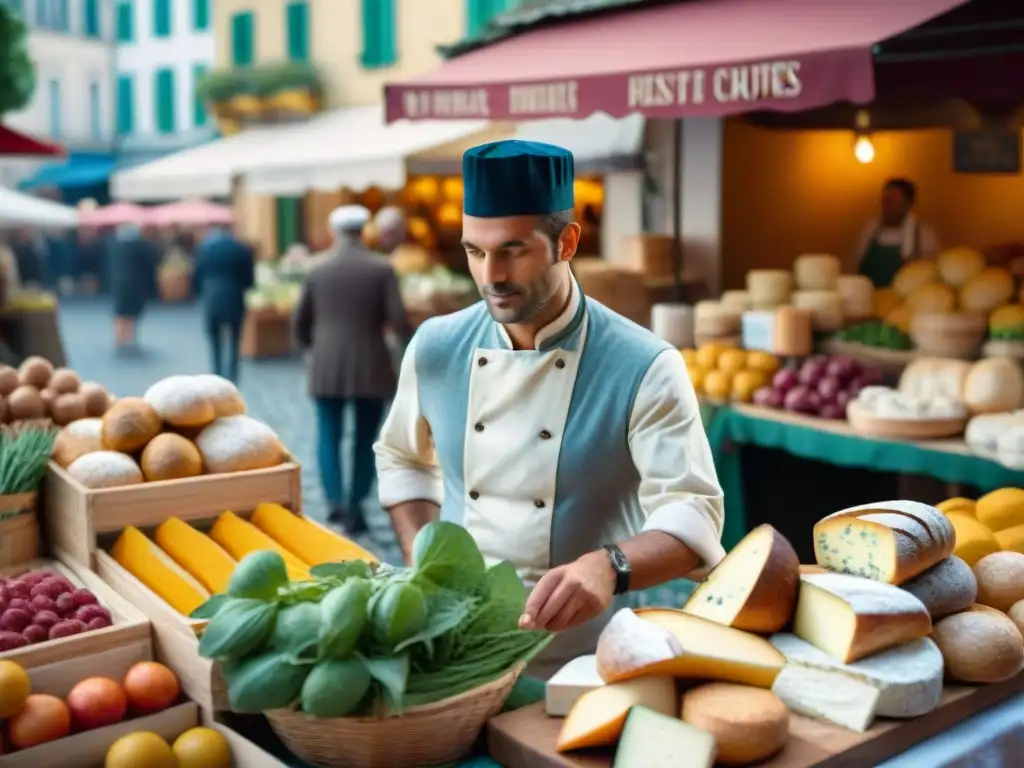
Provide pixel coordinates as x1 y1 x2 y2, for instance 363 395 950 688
293 205 411 533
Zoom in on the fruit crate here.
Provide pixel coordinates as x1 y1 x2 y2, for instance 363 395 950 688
89 509 343 712
0 558 150 670
43 459 302 568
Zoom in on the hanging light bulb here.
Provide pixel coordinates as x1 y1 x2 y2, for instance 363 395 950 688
854 135 875 164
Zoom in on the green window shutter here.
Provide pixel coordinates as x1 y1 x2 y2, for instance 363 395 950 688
276 198 303 256
155 68 176 134
56 0 69 31
193 63 208 127
192 0 209 31
48 79 61 138
153 0 171 37
361 0 397 69
116 75 134 135
116 1 133 42
231 12 255 67
286 1 309 61
466 0 514 38
83 0 100 37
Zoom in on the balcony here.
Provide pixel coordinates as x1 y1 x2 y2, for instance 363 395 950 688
197 61 325 136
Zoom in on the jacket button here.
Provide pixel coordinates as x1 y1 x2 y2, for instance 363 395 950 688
534 500 546 509
555 359 565 369
469 491 480 500
539 429 552 440
474 422 484 432
478 357 487 366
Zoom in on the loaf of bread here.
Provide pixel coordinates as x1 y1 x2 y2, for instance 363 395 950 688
899 556 978 619
793 573 932 663
683 524 799 633
813 500 953 584
973 552 1024 611
931 608 1024 683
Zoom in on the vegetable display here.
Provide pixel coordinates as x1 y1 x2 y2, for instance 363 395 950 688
0 422 57 500
834 320 911 351
0 569 114 650
194 521 550 717
753 355 883 420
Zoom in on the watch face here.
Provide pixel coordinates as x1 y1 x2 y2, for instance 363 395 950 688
607 546 629 572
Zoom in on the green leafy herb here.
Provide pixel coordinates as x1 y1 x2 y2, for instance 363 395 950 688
318 578 372 658
226 651 313 713
309 560 374 581
411 521 486 593
0 424 56 507
197 599 277 659
190 593 234 620
301 658 371 717
359 653 410 712
227 550 290 599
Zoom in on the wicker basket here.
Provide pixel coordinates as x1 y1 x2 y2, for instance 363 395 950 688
265 664 523 768
0 492 39 567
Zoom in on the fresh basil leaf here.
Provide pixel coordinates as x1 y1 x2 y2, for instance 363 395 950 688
358 653 410 712
394 589 477 653
464 561 528 635
410 521 486 593
309 560 374 581
190 593 234 619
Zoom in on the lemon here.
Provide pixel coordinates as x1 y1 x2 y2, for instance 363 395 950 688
0 660 31 718
173 726 234 767
106 732 177 768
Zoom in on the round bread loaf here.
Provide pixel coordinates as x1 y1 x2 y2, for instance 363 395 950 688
67 451 144 489
973 551 1024 611
900 556 978 619
681 682 789 766
191 374 247 417
195 415 285 474
65 417 103 439
52 430 102 469
1009 600 1024 636
931 609 1024 683
140 433 203 482
144 375 217 427
101 397 162 453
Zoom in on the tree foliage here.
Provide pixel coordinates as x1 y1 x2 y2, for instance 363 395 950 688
0 6 36 117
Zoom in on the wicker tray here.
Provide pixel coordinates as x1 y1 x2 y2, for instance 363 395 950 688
847 402 967 440
266 664 524 768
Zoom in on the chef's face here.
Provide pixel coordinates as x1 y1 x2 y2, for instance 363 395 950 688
462 214 578 325
881 185 912 227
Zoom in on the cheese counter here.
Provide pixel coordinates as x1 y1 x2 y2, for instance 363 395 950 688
707 404 1024 557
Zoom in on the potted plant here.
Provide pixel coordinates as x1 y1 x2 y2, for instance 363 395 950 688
196 69 243 120
255 61 323 119
0 423 57 567
209 69 263 123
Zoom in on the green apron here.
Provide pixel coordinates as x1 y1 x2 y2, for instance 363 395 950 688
858 223 922 288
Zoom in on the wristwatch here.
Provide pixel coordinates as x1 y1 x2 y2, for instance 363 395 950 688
602 544 632 595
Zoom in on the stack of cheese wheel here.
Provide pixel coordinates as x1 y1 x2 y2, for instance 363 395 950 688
693 300 741 346
792 255 844 332
548 497 1024 766
746 270 793 310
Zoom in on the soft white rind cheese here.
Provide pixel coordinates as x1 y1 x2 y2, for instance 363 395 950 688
545 655 604 716
613 706 716 768
771 665 880 732
770 634 943 718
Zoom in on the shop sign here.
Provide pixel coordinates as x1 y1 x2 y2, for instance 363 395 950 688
625 60 802 110
953 130 1021 175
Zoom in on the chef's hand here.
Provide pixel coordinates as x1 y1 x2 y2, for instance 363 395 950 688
518 551 615 632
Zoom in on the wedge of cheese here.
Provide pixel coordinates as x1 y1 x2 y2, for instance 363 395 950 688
612 706 716 768
596 608 785 688
683 523 799 633
556 676 676 752
770 633 943 728
545 655 604 716
793 573 932 662
813 500 952 584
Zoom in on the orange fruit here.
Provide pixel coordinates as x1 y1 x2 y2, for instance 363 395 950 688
0 660 31 718
66 676 127 731
9 694 71 749
123 661 180 715
173 726 234 767
105 732 177 768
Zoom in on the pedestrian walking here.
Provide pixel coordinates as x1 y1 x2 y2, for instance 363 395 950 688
193 226 254 383
293 205 410 533
109 224 160 352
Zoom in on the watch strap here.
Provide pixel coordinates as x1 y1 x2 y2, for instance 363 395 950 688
602 544 631 595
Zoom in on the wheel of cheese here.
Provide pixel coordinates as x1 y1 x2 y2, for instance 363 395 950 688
937 246 986 288
1008 600 1024 636
892 260 939 298
144 375 218 427
931 609 1024 683
791 290 843 332
195 415 286 474
905 282 957 314
745 270 792 308
793 255 840 291
960 267 1015 314
962 359 1024 416
835 275 874 321
101 397 162 453
140 433 203 482
973 551 1024 611
67 451 144 489
947 512 1001 566
191 374 247 417
681 683 789 766
900 556 977 619
975 488 1024 533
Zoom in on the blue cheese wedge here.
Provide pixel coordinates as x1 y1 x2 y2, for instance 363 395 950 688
613 706 716 768
770 633 943 725
545 655 604 716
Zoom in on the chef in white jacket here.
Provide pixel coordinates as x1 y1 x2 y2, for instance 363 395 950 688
373 140 725 678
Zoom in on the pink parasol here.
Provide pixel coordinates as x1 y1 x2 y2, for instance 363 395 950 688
79 201 148 227
146 199 234 227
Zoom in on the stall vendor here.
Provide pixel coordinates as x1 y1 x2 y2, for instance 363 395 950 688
374 140 725 679
857 178 941 288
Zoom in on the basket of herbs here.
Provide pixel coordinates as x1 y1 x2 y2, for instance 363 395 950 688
0 422 58 567
194 521 551 768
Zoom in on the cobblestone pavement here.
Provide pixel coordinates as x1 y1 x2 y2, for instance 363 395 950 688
58 298 402 563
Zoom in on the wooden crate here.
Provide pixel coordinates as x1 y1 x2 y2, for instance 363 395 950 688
88 509 342 711
43 459 302 568
205 713 291 768
0 558 150 670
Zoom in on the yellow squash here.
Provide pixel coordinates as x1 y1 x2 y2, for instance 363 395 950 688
111 526 210 616
155 517 238 594
250 503 377 565
210 511 310 581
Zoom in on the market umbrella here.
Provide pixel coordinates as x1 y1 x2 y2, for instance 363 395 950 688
79 202 149 228
0 125 64 158
0 186 79 229
146 199 234 227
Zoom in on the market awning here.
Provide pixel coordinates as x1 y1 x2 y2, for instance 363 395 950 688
18 152 117 191
384 0 969 122
0 187 79 228
109 127 286 202
240 105 488 196
0 125 64 158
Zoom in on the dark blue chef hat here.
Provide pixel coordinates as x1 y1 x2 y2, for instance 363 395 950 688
462 140 574 218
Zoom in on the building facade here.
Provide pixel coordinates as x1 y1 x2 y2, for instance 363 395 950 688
113 0 216 161
0 0 116 187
